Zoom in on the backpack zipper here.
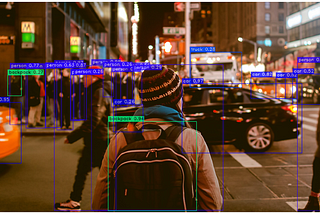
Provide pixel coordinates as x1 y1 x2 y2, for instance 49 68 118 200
114 159 187 210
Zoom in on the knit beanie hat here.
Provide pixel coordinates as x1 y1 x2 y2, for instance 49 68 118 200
138 67 183 107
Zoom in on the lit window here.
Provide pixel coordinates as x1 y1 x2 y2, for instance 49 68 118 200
265 13 271 21
207 10 211 14
201 10 205 14
265 26 270 34
265 2 270 9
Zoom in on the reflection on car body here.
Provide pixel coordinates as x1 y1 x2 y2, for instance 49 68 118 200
0 106 20 159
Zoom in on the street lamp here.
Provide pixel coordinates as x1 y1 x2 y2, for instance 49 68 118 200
238 37 257 65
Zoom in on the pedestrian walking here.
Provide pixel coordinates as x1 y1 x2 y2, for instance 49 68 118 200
299 109 320 211
34 78 45 126
27 75 41 127
47 69 60 126
92 68 222 211
55 66 113 211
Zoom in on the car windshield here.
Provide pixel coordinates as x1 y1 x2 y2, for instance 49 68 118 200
195 62 233 72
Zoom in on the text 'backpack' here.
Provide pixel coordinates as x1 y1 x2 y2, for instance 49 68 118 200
109 124 196 211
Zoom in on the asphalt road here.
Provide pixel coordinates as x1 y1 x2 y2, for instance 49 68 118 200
0 105 318 212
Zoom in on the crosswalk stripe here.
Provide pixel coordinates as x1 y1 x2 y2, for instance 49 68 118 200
301 116 318 124
303 123 317 132
310 114 319 118
286 201 307 211
229 153 262 168
301 108 320 112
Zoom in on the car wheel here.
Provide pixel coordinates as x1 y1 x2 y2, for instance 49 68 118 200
243 123 274 152
313 92 319 104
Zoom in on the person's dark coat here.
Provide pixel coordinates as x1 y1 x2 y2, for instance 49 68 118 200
28 76 40 107
316 110 320 158
67 79 112 145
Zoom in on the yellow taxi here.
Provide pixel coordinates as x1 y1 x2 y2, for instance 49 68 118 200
0 106 20 159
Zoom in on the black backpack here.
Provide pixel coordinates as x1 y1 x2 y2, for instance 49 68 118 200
109 124 196 211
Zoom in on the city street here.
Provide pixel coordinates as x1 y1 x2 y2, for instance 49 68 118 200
0 105 318 212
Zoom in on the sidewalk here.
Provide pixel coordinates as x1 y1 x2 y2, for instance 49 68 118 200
21 119 83 136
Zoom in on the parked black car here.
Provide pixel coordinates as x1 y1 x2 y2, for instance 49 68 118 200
297 74 320 104
114 85 301 152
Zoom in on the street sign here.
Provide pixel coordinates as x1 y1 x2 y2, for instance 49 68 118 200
174 2 201 12
174 2 185 12
190 2 201 11
163 27 185 35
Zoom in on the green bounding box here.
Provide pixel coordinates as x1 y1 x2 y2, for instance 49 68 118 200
8 69 44 76
22 33 35 43
108 116 145 122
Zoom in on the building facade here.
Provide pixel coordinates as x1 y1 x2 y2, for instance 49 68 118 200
283 2 320 72
0 2 133 96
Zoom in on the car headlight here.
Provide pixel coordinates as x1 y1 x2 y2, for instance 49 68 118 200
258 89 263 93
303 88 307 91
280 87 285 94
291 86 296 93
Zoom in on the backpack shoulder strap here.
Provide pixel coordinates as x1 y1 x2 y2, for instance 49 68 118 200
165 125 187 143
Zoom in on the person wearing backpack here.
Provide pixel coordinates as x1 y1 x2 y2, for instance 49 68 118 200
92 68 222 211
55 66 113 211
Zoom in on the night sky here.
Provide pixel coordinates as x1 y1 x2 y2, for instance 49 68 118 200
138 2 173 60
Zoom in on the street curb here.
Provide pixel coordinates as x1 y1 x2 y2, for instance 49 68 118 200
22 132 71 136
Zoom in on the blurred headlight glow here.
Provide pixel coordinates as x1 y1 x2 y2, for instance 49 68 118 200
280 88 285 94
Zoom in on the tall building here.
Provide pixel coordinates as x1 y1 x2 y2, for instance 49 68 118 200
191 2 213 44
283 2 320 72
211 2 287 65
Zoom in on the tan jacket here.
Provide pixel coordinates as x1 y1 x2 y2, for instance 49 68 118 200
92 118 223 211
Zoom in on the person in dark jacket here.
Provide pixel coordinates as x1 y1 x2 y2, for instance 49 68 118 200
299 109 320 211
58 69 74 129
55 66 113 211
27 75 41 127
47 69 60 126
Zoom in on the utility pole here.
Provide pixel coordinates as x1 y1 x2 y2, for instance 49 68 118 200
185 2 191 77
155 35 160 64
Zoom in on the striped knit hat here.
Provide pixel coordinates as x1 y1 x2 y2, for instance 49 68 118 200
138 68 183 107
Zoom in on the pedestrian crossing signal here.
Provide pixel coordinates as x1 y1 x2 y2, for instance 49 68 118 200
21 22 35 33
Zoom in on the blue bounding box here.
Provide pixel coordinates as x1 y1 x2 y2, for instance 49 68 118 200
190 46 215 53
70 69 103 76
0 97 10 103
251 72 273 78
293 68 314 74
111 67 133 72
182 78 204 84
10 63 45 69
103 61 133 68
133 62 151 72
113 99 135 105
54 60 84 64
276 72 298 78
46 62 86 69
92 59 121 66
297 57 320 63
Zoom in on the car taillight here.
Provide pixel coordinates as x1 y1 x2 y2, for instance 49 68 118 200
281 105 297 114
